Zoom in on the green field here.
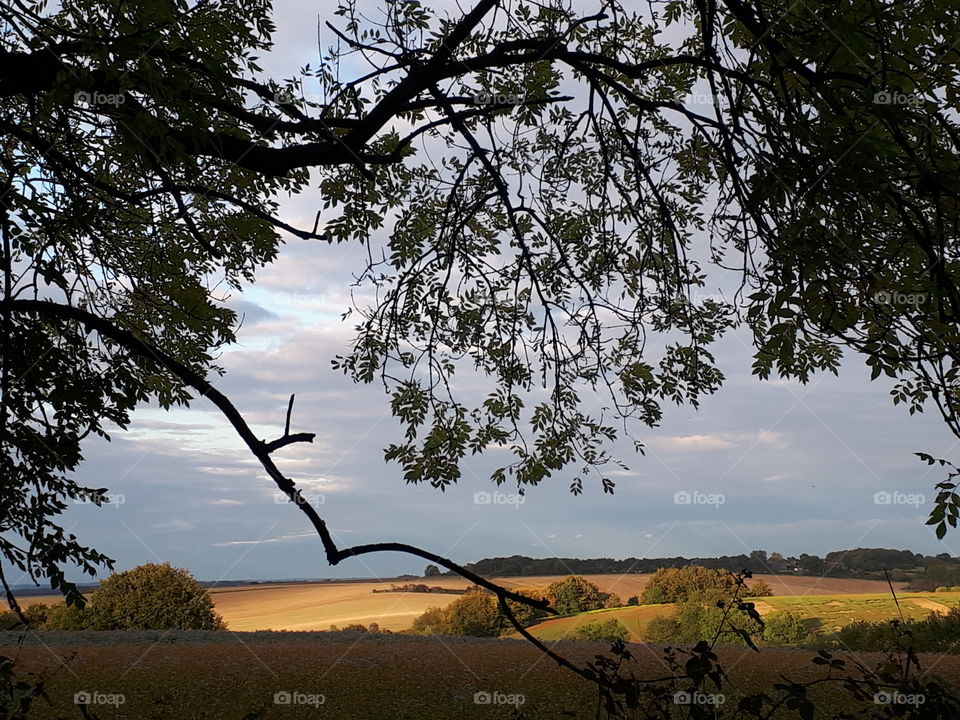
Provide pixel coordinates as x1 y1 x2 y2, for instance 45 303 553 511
755 591 960 632
512 604 675 642
519 592 960 643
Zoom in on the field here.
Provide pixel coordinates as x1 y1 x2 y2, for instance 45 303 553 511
519 591 960 643
3 631 959 719
17 573 912 632
756 591 960 632
512 603 674 642
7 576 960 718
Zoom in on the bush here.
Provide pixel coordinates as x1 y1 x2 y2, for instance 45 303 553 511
547 576 604 615
643 591 763 646
573 619 629 643
626 596 639 606
643 615 682 643
763 610 811 645
87 563 225 630
748 579 774 597
835 607 960 653
640 567 740 604
409 606 450 635
0 603 60 630
42 602 89 630
502 587 549 626
602 593 623 609
0 612 19 631
446 589 503 636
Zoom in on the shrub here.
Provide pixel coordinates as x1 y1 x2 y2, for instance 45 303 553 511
0 603 61 630
547 576 604 615
42 603 90 630
0 612 19 631
573 619 629 643
763 610 810 645
643 590 763 646
602 593 623 609
501 587 549 626
626 596 639 606
835 607 960 653
640 567 740 604
409 606 450 635
22 604 49 627
341 623 368 632
643 615 682 643
86 563 225 630
445 589 503 636
748 579 774 597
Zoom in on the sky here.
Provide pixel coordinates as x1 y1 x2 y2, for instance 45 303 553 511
22 0 960 588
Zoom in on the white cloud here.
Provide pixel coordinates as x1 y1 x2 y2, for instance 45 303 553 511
213 531 317 547
647 431 789 452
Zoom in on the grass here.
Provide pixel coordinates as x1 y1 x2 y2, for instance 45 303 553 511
508 604 675 642
517 592 960 643
752 592 960 633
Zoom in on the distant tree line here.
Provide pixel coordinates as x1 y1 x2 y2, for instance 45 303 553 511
372 583 466 595
456 548 957 579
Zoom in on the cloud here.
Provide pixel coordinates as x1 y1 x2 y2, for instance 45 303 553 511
213 531 317 547
647 431 789 452
648 434 736 451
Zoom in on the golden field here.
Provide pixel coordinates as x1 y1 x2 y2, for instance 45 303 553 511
19 573 910 632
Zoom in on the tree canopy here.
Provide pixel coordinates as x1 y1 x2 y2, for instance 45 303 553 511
1 0 959 604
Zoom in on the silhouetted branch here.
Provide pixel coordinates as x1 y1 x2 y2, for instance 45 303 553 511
3 299 552 615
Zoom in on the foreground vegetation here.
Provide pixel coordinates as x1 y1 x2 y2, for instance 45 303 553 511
1 630 958 720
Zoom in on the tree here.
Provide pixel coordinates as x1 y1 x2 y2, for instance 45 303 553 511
602 593 623 609
39 602 89 631
444 588 503 637
85 563 224 631
748 579 774 598
546 576 604 615
2 0 960 629
763 610 811 646
640 567 740 604
644 589 763 647
798 554 827 576
424 564 441 578
409 606 451 636
4 1 960 714
500 587 550 627
573 619 629 643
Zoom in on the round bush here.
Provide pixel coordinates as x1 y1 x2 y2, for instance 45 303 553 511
87 562 224 630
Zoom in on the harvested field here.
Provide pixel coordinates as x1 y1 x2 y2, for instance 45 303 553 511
1 631 957 719
14 574 915 633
